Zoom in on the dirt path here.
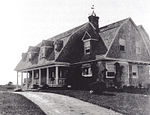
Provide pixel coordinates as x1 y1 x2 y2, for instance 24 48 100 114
16 92 122 115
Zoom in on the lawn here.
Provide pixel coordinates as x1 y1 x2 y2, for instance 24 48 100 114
42 90 150 115
0 91 46 115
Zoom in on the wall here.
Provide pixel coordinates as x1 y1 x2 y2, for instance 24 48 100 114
107 19 150 62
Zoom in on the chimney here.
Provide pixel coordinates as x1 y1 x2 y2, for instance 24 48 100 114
88 5 99 32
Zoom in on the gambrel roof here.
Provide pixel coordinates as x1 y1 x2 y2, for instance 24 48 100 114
99 18 129 48
15 17 150 71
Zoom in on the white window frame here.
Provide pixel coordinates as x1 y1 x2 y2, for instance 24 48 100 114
84 40 91 54
132 65 138 78
119 38 126 51
82 67 92 77
40 47 46 58
106 62 115 78
28 52 32 59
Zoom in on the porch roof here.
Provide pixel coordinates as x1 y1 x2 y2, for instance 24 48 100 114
17 61 70 72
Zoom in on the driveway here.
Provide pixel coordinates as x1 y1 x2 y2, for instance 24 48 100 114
16 92 122 115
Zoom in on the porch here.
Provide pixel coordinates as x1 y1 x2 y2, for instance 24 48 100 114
16 64 69 89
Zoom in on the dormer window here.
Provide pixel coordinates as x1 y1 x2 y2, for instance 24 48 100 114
84 41 91 54
119 39 125 51
40 47 46 58
28 52 32 61
55 40 63 52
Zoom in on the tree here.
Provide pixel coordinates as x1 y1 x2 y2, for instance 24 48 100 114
7 81 13 86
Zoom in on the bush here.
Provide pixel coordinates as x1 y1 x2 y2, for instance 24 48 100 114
89 81 106 94
40 84 49 90
31 84 39 89
14 88 22 92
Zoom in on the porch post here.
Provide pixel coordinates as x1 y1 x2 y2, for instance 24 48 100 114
32 70 34 85
26 72 28 89
21 72 23 88
16 71 19 88
39 69 41 86
47 68 49 85
55 66 59 85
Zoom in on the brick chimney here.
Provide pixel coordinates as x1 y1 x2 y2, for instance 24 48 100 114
88 5 99 32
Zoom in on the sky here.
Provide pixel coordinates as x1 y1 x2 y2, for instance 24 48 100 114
0 0 150 85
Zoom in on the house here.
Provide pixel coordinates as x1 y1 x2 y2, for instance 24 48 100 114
15 10 150 90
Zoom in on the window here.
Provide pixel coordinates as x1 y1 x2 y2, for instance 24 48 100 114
136 42 141 54
119 39 125 51
132 65 138 78
84 41 91 54
82 67 92 77
40 47 46 58
28 52 32 59
107 72 115 76
35 72 39 79
85 47 90 54
106 62 115 78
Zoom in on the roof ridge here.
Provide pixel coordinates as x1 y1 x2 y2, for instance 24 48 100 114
99 18 130 32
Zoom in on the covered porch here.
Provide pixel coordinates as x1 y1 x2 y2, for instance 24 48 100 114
16 63 70 89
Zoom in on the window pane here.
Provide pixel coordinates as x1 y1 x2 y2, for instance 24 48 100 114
120 45 125 51
119 39 125 46
107 72 115 76
84 41 90 47
85 49 90 54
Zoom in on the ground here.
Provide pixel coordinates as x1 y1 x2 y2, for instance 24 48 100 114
0 89 150 115
41 90 150 115
16 91 121 115
0 91 46 115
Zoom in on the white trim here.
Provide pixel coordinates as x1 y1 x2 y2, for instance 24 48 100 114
106 62 116 78
82 31 91 41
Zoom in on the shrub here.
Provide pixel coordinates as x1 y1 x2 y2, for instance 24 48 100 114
89 81 106 94
32 84 39 89
40 84 49 90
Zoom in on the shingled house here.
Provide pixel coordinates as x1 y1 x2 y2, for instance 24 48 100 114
15 11 150 89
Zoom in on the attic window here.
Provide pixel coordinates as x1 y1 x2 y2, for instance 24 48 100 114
119 39 125 51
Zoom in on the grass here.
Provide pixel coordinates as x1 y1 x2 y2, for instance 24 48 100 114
0 91 46 115
41 89 150 115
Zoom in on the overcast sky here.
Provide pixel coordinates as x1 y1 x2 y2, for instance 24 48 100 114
0 0 150 85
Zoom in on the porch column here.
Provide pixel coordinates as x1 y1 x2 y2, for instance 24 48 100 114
32 70 34 85
21 72 23 88
46 68 49 85
16 72 19 88
26 72 28 89
55 66 59 85
39 69 41 86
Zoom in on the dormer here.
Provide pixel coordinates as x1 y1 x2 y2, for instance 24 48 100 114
54 39 63 52
22 53 27 62
27 46 40 61
82 31 98 55
39 40 54 59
